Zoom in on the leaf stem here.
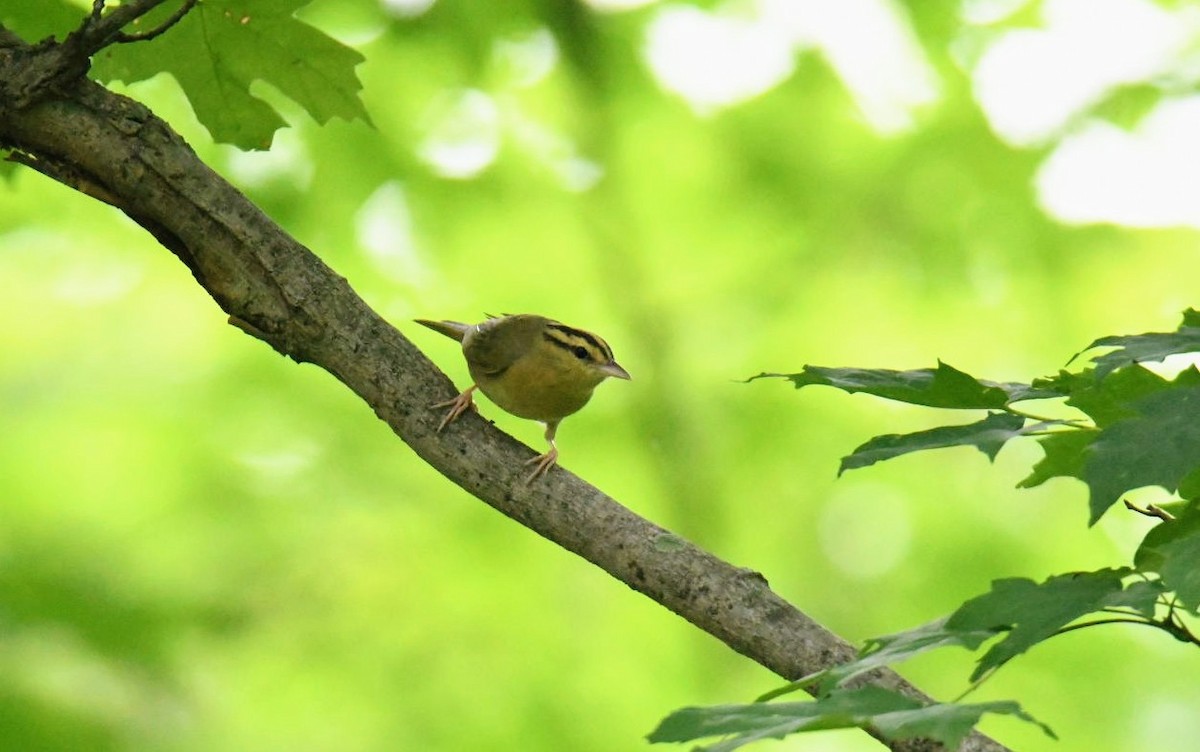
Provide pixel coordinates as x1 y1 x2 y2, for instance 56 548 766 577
1055 616 1155 635
1001 405 1089 427
953 668 998 703
754 672 823 702
1162 597 1200 646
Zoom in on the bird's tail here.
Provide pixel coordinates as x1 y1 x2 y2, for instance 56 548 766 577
414 319 471 342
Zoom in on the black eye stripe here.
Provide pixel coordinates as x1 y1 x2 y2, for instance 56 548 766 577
542 331 574 351
545 322 614 361
543 331 610 363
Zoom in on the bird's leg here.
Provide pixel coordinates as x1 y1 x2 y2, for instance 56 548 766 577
432 384 478 431
524 421 560 484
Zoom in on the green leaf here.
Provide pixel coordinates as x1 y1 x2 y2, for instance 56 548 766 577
839 412 1031 474
1083 383 1200 523
751 361 1054 408
91 0 369 149
1018 429 1096 489
1180 467 1200 501
0 0 85 42
872 699 1056 748
1028 368 1200 521
1103 579 1165 618
1073 309 1200 380
648 687 918 750
813 618 998 693
1135 508 1200 613
648 687 1054 751
1066 365 1177 428
946 569 1135 681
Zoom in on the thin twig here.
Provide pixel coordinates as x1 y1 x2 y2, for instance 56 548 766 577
116 0 198 44
1123 499 1175 521
66 0 177 57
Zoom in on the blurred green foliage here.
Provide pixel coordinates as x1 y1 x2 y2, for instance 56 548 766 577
3 1 1200 751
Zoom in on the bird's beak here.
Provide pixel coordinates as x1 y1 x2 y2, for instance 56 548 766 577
600 361 631 380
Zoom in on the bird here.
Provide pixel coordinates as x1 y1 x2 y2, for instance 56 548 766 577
415 314 630 483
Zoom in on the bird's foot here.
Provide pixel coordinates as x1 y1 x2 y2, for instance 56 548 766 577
432 385 478 431
524 446 559 484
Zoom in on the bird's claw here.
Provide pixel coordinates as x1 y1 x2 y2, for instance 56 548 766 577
432 385 477 431
523 447 559 484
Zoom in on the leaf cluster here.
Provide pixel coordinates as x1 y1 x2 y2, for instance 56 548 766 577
1 0 368 150
653 312 1200 750
649 685 1051 752
757 308 1200 526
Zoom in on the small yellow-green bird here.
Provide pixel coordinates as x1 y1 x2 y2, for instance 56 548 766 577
416 314 630 482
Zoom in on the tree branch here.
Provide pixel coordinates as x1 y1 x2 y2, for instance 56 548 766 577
0 37 1009 752
0 1 186 111
69 0 181 55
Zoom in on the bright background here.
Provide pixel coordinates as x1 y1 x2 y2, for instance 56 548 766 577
3 0 1200 750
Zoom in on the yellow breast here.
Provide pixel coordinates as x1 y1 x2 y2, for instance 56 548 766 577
471 354 599 423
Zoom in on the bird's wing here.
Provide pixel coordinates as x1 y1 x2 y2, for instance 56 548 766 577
465 314 546 376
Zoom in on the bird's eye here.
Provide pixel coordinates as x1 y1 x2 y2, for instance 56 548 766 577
572 345 590 360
